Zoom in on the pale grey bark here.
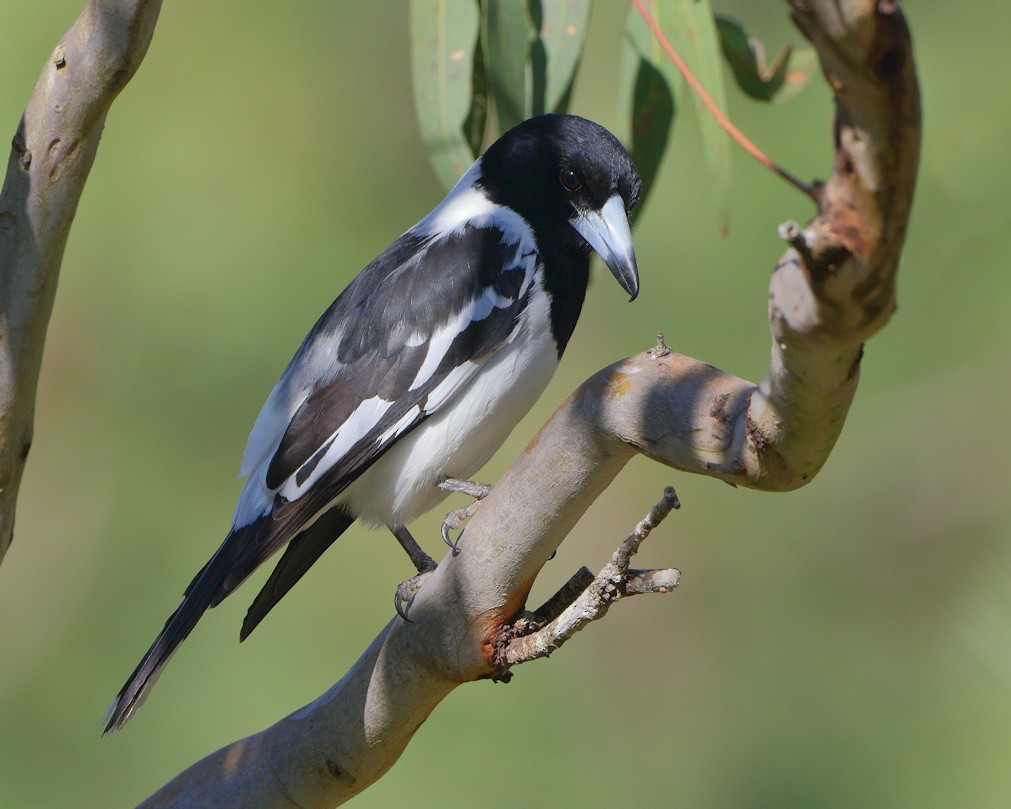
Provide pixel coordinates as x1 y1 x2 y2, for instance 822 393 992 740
0 0 163 563
141 1 921 806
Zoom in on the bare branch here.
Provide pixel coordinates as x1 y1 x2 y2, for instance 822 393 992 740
0 0 163 564
498 487 682 669
142 0 920 804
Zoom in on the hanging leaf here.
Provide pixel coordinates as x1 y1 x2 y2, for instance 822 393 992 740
410 0 482 190
483 0 537 132
618 4 679 214
538 0 593 114
664 0 732 232
774 46 817 104
715 14 816 103
463 34 489 156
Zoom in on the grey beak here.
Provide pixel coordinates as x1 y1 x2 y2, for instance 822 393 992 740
570 194 639 301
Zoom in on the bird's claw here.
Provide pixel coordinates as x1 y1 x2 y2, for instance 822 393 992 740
438 478 494 553
441 500 483 553
395 564 437 622
441 520 458 552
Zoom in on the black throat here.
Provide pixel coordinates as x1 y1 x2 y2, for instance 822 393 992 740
536 228 591 358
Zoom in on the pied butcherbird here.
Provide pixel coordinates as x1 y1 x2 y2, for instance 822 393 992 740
105 113 641 732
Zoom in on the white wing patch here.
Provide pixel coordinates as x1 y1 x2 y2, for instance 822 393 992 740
375 405 423 446
277 396 394 502
407 240 536 395
422 361 479 413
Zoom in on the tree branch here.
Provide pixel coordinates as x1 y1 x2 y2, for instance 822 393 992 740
142 0 920 805
0 0 163 564
497 486 681 669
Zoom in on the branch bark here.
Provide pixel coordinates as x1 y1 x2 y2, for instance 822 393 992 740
142 0 920 805
0 0 163 564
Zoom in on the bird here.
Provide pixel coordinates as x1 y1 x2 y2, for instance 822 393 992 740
104 113 641 733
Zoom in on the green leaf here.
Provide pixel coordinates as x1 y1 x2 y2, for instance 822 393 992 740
620 1 731 230
774 46 817 104
483 0 537 132
410 0 482 190
463 34 489 156
618 5 679 214
537 0 593 114
715 14 816 103
664 0 731 232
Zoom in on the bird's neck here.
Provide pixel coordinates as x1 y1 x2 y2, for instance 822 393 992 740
539 240 590 358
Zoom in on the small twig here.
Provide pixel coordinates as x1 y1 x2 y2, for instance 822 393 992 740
496 487 681 670
612 485 680 571
648 330 671 359
631 0 817 202
625 567 681 595
533 567 596 624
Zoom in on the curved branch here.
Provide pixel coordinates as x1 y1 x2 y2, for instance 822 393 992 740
0 0 163 564
142 0 920 805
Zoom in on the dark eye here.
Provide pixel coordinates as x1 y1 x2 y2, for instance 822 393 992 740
559 168 581 191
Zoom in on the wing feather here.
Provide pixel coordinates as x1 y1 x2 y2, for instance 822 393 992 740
229 215 538 566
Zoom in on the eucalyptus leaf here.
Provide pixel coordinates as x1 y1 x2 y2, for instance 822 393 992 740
463 34 489 156
618 5 679 214
483 0 537 132
664 0 731 231
539 0 592 114
715 14 815 103
411 0 482 190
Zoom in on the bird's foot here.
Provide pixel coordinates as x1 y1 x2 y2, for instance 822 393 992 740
440 500 483 552
437 476 494 500
395 560 438 622
390 525 439 621
437 477 494 552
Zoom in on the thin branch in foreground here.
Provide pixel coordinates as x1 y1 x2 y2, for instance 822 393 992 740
496 487 682 670
631 0 817 201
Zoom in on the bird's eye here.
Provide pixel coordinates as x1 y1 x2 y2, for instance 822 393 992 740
559 168 581 191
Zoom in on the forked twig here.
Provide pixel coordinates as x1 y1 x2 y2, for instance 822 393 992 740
495 487 682 670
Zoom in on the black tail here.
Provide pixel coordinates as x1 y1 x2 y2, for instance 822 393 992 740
102 520 266 733
240 503 355 640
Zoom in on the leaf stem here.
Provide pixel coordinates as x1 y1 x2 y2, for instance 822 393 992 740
631 0 817 202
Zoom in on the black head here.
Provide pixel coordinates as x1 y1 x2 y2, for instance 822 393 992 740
476 114 641 300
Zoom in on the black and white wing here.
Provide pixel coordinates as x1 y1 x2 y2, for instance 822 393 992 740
232 215 539 561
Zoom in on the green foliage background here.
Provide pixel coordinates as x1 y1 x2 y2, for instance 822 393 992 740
1 2 1009 806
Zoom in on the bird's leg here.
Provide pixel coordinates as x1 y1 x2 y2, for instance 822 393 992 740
391 525 438 621
437 476 494 551
392 524 437 573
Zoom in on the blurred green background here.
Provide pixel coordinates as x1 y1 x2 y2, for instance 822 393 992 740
2 2 1009 807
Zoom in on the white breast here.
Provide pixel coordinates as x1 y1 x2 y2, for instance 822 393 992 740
341 281 557 528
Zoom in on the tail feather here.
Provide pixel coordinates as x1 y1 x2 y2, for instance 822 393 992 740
240 504 355 641
103 519 265 733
